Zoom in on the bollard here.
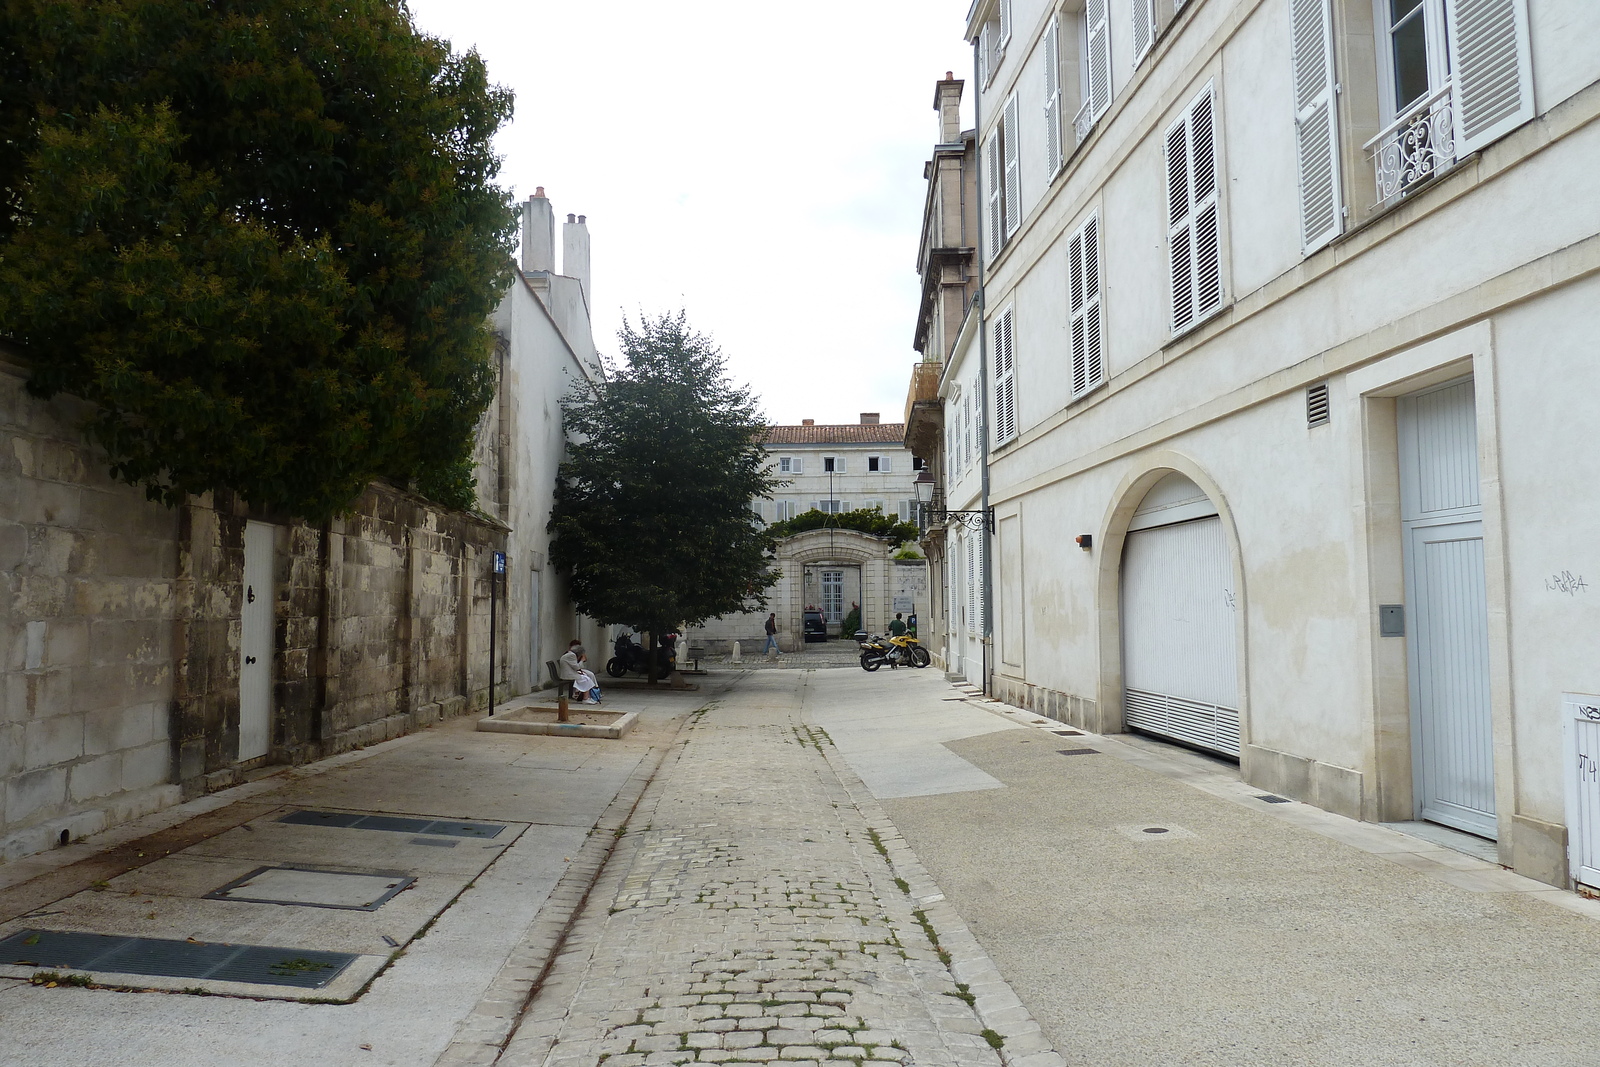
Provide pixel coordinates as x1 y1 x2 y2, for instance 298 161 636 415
731 641 742 663
557 689 570 724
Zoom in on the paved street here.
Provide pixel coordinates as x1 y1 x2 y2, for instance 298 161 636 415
8 668 1600 1066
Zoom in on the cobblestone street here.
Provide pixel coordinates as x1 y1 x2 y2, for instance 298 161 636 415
486 670 1046 1067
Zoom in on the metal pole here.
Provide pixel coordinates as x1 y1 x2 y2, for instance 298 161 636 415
971 34 993 698
488 561 497 716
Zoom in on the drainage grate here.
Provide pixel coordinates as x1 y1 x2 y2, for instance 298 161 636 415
1052 729 1085 737
205 866 414 911
1254 794 1291 804
408 837 458 848
1057 748 1100 756
0 929 356 989
279 810 505 838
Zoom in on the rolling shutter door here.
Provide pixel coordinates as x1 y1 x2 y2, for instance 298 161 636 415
1121 483 1240 757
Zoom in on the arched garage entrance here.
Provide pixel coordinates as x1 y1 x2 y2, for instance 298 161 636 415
1119 472 1241 758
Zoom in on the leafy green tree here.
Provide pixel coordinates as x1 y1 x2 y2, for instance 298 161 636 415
0 0 515 518
549 312 779 679
766 505 921 546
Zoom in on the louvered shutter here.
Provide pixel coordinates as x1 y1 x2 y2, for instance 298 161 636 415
1168 85 1222 334
993 307 1016 444
1000 0 1013 47
1291 0 1343 253
966 536 977 630
1003 95 1022 237
1044 17 1064 175
1132 0 1155 66
1444 0 1533 155
985 134 1004 257
1086 0 1112 121
979 21 994 87
1069 214 1104 395
793 456 803 474
881 455 892 473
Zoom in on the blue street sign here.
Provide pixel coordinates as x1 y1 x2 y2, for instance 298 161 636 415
493 551 506 574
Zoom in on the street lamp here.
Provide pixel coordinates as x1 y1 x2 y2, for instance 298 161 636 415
914 469 993 533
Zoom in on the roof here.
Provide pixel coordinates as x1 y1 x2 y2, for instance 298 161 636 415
761 423 908 447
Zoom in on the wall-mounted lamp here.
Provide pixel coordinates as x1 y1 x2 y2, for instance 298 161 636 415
913 471 994 534
1074 534 1093 551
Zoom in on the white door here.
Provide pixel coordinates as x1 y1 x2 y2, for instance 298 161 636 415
1121 475 1240 757
1399 379 1495 838
1563 695 1600 889
239 520 273 762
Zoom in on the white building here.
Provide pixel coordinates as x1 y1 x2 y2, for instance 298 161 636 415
477 188 609 692
932 0 1600 889
755 415 923 526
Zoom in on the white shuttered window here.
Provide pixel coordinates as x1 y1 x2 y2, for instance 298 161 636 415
1086 0 1112 123
1291 0 1343 253
1166 84 1223 334
1444 0 1534 154
992 306 1017 445
1132 0 1155 66
1002 94 1022 238
1043 18 1064 175
1069 214 1104 396
985 134 1004 258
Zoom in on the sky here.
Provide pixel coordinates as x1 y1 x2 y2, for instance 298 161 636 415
403 0 975 428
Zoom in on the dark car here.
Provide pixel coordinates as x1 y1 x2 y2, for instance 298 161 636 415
802 610 828 642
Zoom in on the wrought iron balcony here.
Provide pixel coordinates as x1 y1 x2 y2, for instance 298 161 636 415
1364 83 1456 205
1073 100 1095 147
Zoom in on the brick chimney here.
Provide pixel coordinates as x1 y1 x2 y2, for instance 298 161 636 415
563 213 591 304
802 419 815 426
860 413 880 425
521 188 554 273
934 73 964 144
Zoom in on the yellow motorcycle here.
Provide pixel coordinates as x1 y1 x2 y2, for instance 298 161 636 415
858 632 931 671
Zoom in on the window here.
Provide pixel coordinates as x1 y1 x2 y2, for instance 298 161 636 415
992 305 1017 445
823 456 838 473
865 499 885 513
1044 16 1065 175
898 500 917 523
821 570 844 622
985 95 1021 258
963 394 974 469
867 455 880 472
1292 0 1343 252
778 456 793 473
775 500 798 521
752 502 765 522
978 0 1011 87
1077 0 1111 142
1068 213 1105 396
818 499 845 514
1132 0 1156 66
912 456 925 471
1166 84 1223 335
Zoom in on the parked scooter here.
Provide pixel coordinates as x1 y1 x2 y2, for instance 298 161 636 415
857 632 931 671
606 633 652 677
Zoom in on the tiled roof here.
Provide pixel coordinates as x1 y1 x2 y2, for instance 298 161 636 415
761 423 909 446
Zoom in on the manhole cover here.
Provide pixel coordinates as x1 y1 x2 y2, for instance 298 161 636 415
1143 827 1169 834
1057 747 1100 756
0 929 356 989
279 810 505 838
1114 823 1199 842
205 866 414 910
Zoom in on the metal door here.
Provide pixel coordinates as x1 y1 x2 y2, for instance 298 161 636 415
1399 379 1495 838
238 521 273 761
1121 515 1241 756
1564 695 1600 889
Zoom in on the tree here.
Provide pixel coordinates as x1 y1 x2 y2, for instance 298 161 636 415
766 505 921 546
549 312 780 681
0 0 515 519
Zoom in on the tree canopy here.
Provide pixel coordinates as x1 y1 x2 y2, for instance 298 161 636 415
0 0 516 518
766 506 921 546
548 312 780 642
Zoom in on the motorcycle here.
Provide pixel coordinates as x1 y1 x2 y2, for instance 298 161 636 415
606 633 652 678
858 632 931 672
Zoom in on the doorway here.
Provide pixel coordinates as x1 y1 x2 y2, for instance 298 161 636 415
1399 378 1495 839
239 521 273 762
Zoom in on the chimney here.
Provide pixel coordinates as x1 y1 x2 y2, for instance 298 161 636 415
934 73 964 144
563 212 592 304
521 188 555 273
802 419 815 426
860 412 880 425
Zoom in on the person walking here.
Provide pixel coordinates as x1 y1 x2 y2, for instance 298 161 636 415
763 613 780 654
888 612 907 637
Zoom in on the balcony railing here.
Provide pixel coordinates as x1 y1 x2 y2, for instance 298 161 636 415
1073 100 1095 147
1364 83 1456 205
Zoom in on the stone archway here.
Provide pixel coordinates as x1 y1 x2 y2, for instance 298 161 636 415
777 529 897 641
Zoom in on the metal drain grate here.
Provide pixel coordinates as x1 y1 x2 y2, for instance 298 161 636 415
0 929 356 989
1255 794 1291 804
1052 729 1085 737
279 810 505 838
1057 748 1100 756
205 866 414 911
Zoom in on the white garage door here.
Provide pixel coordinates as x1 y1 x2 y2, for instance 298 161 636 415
1121 476 1240 757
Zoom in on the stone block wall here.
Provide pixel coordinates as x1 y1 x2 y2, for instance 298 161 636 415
1 354 185 859
2 347 509 863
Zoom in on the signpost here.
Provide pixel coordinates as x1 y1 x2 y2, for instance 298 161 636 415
489 551 506 716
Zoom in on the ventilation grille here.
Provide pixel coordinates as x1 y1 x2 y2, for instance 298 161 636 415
1306 382 1331 426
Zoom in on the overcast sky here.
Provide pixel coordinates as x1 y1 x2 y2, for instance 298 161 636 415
404 0 974 428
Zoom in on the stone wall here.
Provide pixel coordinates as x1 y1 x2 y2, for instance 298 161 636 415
1 346 509 862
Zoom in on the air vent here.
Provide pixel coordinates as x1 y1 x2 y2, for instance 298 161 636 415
1306 382 1331 427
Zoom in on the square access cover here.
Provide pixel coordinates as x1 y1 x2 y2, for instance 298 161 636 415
206 866 414 911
